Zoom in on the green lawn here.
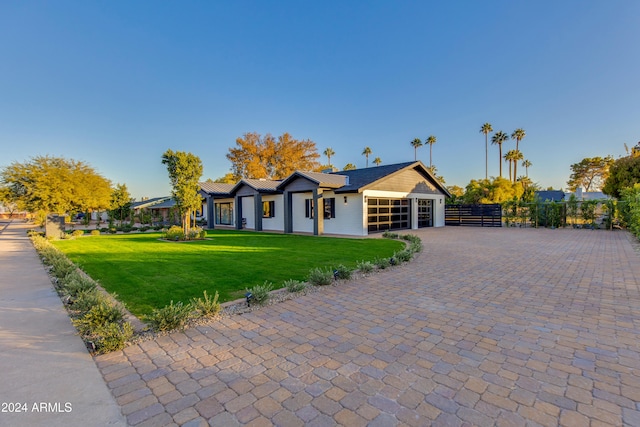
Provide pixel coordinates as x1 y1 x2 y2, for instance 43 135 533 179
52 230 404 317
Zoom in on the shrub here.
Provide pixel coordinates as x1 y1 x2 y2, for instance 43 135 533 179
73 300 125 335
401 234 421 244
108 227 117 234
147 301 192 332
383 231 400 239
394 249 413 263
164 225 185 241
90 229 100 236
308 268 334 286
246 281 273 305
71 229 84 237
333 264 352 280
356 260 375 274
61 274 97 297
50 256 76 279
139 226 150 232
409 242 422 253
190 290 220 318
375 257 391 270
91 321 134 354
72 289 104 314
284 279 306 293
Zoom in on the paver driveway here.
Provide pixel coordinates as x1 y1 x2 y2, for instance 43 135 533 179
95 228 640 426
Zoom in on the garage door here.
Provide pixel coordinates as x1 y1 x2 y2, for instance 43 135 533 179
367 198 410 233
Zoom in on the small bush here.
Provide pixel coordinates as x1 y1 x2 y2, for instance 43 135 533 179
164 225 185 241
91 322 134 354
72 289 104 314
90 229 100 236
375 257 391 270
73 300 125 335
139 226 150 232
308 268 334 286
50 257 76 279
409 241 422 253
383 231 400 239
333 264 352 280
356 260 375 274
394 249 413 263
284 279 306 293
61 274 97 297
246 281 273 305
401 234 421 244
147 301 192 332
71 229 84 237
190 290 220 318
108 227 117 234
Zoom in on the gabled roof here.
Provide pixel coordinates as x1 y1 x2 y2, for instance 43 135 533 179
231 178 282 194
535 190 565 202
199 181 235 195
131 196 172 210
332 161 451 197
148 198 177 209
276 171 347 190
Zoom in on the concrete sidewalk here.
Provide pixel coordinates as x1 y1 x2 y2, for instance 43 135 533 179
0 220 126 427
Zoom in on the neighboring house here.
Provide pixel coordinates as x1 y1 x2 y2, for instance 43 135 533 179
535 190 566 202
564 188 610 201
201 161 451 236
130 197 173 216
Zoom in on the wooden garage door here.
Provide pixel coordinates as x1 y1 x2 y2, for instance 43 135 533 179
367 198 410 233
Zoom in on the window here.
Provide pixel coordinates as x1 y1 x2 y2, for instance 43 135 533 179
215 202 233 225
262 201 275 218
306 198 335 219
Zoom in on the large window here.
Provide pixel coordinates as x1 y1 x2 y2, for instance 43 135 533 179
263 201 275 218
367 198 410 232
305 198 335 219
418 199 433 227
215 202 233 225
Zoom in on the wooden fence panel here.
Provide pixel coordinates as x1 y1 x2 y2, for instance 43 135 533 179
445 204 502 227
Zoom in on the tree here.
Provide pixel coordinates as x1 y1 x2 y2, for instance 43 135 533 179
427 165 445 184
162 149 203 237
226 132 320 179
566 156 614 192
343 163 357 171
323 147 335 167
603 155 640 198
0 155 112 221
110 183 132 225
480 123 493 180
462 177 524 204
491 131 509 178
426 135 437 168
522 159 532 177
410 138 422 161
504 150 516 183
362 147 372 167
511 128 526 178
213 173 236 184
373 157 382 166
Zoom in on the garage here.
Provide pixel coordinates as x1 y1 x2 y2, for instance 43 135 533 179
367 198 410 232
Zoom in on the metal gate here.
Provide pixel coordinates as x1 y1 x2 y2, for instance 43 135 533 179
445 204 502 227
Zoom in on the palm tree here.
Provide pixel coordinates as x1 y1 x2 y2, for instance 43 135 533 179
362 147 372 167
522 159 532 177
511 128 526 178
323 147 335 167
373 157 382 166
410 138 422 161
480 123 493 180
426 135 437 168
513 150 524 181
491 131 509 178
504 150 516 182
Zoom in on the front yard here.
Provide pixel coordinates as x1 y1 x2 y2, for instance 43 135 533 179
52 230 404 317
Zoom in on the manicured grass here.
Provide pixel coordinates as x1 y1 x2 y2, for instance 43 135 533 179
52 230 404 317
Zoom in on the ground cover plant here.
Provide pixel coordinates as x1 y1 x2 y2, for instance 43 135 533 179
52 230 403 317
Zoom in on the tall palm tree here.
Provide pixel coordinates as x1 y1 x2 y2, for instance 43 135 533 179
323 147 335 167
511 128 526 178
410 138 422 161
522 159 532 177
491 131 509 178
480 123 493 179
426 135 437 168
504 150 516 182
362 147 372 167
373 157 382 166
513 150 524 181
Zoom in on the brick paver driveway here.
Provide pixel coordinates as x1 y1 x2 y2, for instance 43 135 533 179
96 228 640 426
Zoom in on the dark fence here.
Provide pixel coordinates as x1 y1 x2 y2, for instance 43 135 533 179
445 204 502 227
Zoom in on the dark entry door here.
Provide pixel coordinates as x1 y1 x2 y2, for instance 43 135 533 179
418 199 433 227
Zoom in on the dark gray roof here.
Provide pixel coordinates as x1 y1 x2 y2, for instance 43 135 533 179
276 171 347 190
535 190 566 202
149 199 177 209
233 178 282 193
131 197 172 210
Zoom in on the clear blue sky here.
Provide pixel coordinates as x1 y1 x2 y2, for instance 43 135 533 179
1 1 638 199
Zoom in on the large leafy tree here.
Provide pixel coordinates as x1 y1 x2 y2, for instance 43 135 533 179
110 183 132 225
480 123 493 179
426 135 437 168
603 155 640 198
0 155 112 220
491 131 509 178
226 132 320 180
410 138 422 161
566 156 614 192
462 177 524 204
511 128 526 178
162 149 203 237
362 147 372 167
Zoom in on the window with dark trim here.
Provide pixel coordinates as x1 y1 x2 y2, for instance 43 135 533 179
324 198 335 219
262 200 275 218
305 199 314 218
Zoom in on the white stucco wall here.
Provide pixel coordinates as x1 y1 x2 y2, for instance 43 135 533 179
261 194 284 231
324 193 367 236
363 190 446 228
241 196 255 229
292 193 314 234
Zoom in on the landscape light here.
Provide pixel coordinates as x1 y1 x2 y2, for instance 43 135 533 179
245 292 254 307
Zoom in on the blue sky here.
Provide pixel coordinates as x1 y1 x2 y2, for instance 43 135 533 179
1 1 638 199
